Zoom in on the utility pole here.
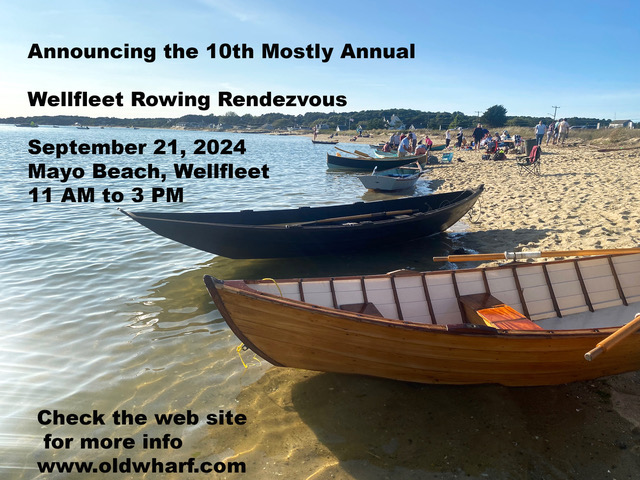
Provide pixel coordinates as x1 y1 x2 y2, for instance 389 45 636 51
551 106 560 120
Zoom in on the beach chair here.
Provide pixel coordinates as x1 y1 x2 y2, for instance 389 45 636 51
440 152 453 164
516 145 541 176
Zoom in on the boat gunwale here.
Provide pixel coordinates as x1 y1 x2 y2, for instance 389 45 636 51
238 252 640 284
327 152 427 162
210 274 628 339
357 163 422 180
326 152 428 169
120 185 483 230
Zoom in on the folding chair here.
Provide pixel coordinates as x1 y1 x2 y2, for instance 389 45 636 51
440 152 453 163
516 145 541 175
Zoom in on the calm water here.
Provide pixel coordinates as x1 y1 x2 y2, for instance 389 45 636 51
0 125 469 479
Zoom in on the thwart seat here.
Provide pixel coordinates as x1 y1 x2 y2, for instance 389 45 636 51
459 293 543 330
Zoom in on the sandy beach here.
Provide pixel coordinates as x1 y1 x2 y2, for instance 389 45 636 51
220 130 640 480
421 134 640 263
315 128 640 261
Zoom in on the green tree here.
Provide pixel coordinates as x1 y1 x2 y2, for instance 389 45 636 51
481 105 507 127
271 118 291 129
366 118 387 129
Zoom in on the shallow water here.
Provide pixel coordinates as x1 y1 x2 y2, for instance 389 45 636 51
0 125 471 479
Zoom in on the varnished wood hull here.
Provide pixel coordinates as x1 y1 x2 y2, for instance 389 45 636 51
204 253 640 386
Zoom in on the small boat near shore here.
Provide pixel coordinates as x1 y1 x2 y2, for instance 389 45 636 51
312 139 339 145
374 144 446 158
204 249 640 386
357 162 423 191
121 186 483 259
327 152 427 170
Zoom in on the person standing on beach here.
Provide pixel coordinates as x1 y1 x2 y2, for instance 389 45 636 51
557 119 570 145
445 129 451 148
408 131 417 151
397 134 412 157
472 124 484 150
424 135 433 153
534 120 546 146
455 128 464 150
546 121 555 145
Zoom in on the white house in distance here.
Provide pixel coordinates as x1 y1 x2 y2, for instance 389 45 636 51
609 120 634 129
384 114 405 130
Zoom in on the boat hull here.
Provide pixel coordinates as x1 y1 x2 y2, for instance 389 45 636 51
204 253 640 386
121 186 483 258
357 163 422 191
327 153 427 170
358 174 420 191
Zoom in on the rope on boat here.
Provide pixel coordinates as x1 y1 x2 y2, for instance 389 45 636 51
262 277 283 297
466 197 483 224
236 343 261 369
236 344 249 368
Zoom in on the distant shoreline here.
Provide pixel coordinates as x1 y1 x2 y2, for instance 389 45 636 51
3 121 638 150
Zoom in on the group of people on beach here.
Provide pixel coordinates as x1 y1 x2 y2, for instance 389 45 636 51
384 131 436 157
535 119 570 146
438 127 467 150
450 125 503 151
381 117 570 159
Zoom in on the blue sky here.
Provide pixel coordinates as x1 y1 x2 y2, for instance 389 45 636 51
1 0 639 121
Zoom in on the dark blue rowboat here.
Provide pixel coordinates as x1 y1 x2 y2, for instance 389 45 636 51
327 152 427 170
121 185 483 259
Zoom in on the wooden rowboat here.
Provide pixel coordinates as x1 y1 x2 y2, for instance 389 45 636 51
311 139 339 144
204 251 640 386
327 152 427 170
357 162 423 191
121 186 483 259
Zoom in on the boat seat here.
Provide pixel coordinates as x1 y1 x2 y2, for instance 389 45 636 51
340 302 383 317
459 293 543 331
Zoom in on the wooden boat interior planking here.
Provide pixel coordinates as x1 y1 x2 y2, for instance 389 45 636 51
244 253 640 331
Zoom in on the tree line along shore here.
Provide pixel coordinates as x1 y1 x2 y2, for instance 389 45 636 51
0 105 621 132
4 112 637 148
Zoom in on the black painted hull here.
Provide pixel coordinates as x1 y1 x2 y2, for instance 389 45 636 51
121 186 483 258
327 153 427 170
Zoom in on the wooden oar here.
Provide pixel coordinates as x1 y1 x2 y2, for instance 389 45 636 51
334 146 370 158
433 247 640 263
290 209 418 227
354 149 373 158
584 314 640 361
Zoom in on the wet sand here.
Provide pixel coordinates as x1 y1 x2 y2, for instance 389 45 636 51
205 133 640 479
204 368 640 479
